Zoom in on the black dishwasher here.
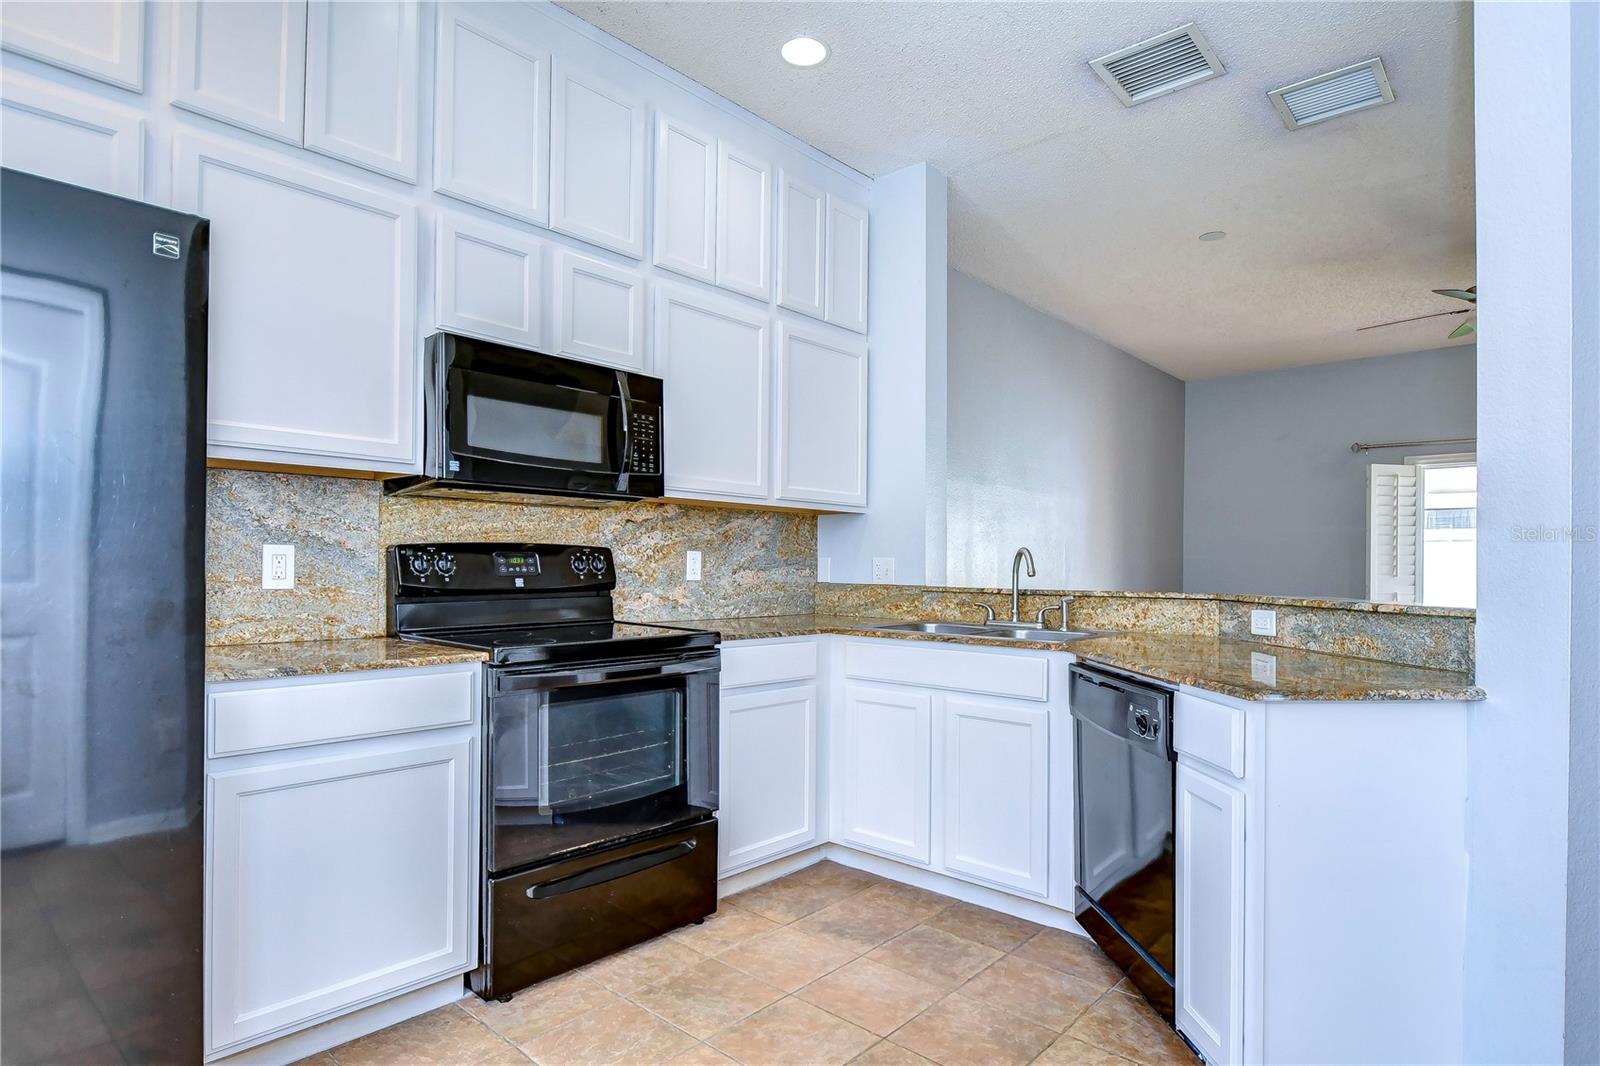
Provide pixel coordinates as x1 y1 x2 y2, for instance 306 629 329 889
1070 664 1176 1021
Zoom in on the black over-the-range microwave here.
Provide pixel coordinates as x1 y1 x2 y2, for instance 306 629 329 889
384 333 664 503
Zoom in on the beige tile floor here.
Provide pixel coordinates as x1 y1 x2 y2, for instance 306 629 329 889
312 862 1198 1066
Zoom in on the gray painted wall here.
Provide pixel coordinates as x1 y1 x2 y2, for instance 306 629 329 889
1182 345 1477 599
945 270 1185 590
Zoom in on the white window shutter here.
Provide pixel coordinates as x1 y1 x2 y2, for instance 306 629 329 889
1367 463 1419 602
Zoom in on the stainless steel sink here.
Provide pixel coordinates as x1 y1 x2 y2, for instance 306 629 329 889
868 621 1097 644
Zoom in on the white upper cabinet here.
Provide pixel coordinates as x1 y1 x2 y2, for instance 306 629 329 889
941 696 1049 897
825 194 869 334
776 170 826 318
304 0 419 182
776 323 867 509
433 5 549 225
652 113 716 282
716 143 772 302
0 73 144 199
0 0 144 91
175 135 418 470
436 212 547 349
657 284 771 501
556 249 646 372
550 62 646 258
172 0 307 145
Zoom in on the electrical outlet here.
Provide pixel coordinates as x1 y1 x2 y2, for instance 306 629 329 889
1250 608 1277 637
685 550 702 581
1250 651 1278 687
262 544 294 589
872 557 895 582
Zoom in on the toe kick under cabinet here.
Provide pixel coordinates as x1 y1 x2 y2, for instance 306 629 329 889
202 663 481 1061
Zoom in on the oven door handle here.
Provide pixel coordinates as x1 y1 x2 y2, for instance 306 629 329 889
494 657 715 693
524 839 697 899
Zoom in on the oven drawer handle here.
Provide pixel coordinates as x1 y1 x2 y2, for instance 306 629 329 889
524 839 697 899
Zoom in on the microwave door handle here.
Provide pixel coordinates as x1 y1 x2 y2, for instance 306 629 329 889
615 370 633 494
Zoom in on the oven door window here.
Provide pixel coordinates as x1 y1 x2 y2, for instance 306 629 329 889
448 367 620 474
490 677 701 870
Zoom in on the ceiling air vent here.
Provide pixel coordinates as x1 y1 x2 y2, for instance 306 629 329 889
1089 23 1225 106
1268 58 1395 129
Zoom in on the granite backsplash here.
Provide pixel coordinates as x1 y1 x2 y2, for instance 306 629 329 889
206 470 816 645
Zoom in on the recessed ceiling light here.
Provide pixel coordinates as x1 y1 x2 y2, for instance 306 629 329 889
781 36 828 67
1199 231 1227 242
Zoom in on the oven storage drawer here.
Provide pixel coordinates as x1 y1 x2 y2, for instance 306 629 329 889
472 819 717 999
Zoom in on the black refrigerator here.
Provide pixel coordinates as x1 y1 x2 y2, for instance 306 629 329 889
1 168 209 1064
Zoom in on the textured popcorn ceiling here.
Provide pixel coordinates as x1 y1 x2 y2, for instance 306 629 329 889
560 1 1476 379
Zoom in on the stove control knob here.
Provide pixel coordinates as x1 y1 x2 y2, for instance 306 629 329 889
570 554 588 575
593 554 607 574
408 553 432 577
434 554 457 578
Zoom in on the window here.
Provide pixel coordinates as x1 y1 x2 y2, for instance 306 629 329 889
1365 454 1476 608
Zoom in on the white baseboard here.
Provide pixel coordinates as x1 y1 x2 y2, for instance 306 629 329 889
719 843 1092 938
209 976 466 1065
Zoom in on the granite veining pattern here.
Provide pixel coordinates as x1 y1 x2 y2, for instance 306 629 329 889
681 615 1483 702
205 638 487 683
1215 599 1475 673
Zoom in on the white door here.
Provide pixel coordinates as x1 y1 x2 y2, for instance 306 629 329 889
172 0 308 145
775 323 867 509
556 250 646 372
941 696 1049 896
1175 764 1246 1066
719 684 817 875
0 73 144 199
652 113 716 282
550 62 645 259
206 734 476 1054
0 0 144 90
715 143 772 301
432 5 549 225
776 170 825 319
838 684 932 864
655 284 771 502
174 135 418 471
824 195 868 334
435 213 547 349
1 273 104 849
304 0 419 182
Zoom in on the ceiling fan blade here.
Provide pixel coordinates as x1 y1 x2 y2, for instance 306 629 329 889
1448 320 1477 339
1432 288 1478 302
1357 307 1472 332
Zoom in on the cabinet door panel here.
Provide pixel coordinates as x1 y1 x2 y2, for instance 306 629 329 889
550 63 645 259
175 136 417 469
776 323 867 508
172 0 307 145
305 0 418 181
0 73 143 199
715 144 772 301
0 0 144 90
942 697 1048 896
556 250 645 371
839 684 931 864
433 6 548 225
652 114 715 282
1175 765 1246 1066
776 170 825 319
720 684 817 874
436 214 546 349
206 735 475 1053
656 285 770 501
824 195 868 334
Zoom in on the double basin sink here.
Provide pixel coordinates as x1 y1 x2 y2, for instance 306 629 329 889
866 620 1098 645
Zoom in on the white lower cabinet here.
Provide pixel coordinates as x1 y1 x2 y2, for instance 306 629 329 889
719 683 817 874
1175 764 1246 1066
838 683 932 864
204 665 479 1059
941 696 1049 896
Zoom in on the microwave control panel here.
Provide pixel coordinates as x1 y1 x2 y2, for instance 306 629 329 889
629 402 660 475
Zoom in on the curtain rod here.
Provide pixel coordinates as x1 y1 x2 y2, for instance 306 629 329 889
1350 437 1477 453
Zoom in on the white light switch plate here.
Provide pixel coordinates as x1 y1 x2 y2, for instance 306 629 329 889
872 557 895 582
1250 608 1277 637
1250 651 1278 687
685 550 702 581
262 544 294 589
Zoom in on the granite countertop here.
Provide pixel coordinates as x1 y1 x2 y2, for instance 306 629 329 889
205 638 488 683
674 614 1485 702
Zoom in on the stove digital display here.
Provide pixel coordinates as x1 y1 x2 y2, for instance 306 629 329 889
493 552 541 576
